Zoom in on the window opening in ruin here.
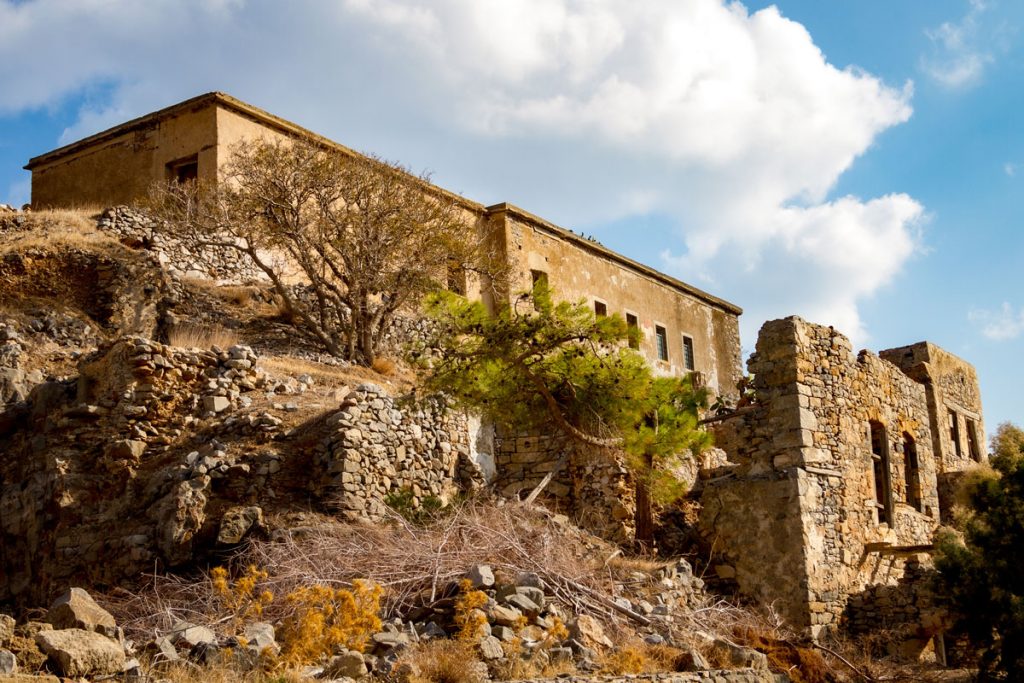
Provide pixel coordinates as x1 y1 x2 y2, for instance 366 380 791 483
655 325 668 361
682 335 695 371
626 313 639 350
870 421 893 526
949 409 962 458
903 432 922 513
966 418 981 462
594 300 607 317
530 269 548 289
446 261 466 296
166 155 199 184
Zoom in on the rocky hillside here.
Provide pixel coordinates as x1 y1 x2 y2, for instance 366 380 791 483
0 207 960 683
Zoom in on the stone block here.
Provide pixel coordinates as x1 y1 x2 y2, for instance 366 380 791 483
466 565 494 589
35 628 126 678
202 395 230 413
46 587 116 633
477 635 503 660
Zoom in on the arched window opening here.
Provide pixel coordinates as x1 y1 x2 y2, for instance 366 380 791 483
870 421 893 526
903 432 922 513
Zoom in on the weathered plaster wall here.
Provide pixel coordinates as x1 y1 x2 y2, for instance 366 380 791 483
491 208 742 397
704 317 947 637
30 105 218 209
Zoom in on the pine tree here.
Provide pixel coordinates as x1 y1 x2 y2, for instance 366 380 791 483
421 281 709 548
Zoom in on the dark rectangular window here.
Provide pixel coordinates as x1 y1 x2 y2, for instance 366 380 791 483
966 419 981 462
655 325 668 361
903 433 922 513
594 301 607 317
870 421 893 526
626 314 639 349
682 335 695 371
949 410 962 458
530 269 548 288
167 155 199 184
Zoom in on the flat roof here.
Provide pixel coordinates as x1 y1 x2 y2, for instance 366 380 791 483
485 203 742 315
25 91 742 316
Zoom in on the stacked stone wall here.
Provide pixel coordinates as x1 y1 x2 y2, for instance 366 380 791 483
317 385 483 521
98 206 267 283
843 560 946 662
880 342 986 520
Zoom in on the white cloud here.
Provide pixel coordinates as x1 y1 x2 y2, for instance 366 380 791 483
3 175 29 208
1005 162 1018 177
0 0 922 347
922 0 994 89
969 303 1024 340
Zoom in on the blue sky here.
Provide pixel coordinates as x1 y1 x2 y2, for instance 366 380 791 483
0 0 1020 433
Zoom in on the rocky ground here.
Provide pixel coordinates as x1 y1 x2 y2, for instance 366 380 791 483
0 207 969 683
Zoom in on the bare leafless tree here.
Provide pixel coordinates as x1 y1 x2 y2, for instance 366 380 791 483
146 138 500 365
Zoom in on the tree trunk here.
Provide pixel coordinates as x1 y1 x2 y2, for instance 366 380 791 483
634 451 655 554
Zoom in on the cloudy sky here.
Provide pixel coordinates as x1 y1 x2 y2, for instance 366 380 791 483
1 0 1021 431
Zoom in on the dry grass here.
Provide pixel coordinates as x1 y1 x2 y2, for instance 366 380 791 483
258 354 415 394
0 218 123 256
372 356 397 376
167 323 240 350
149 662 307 683
180 277 264 309
101 501 622 644
398 640 487 683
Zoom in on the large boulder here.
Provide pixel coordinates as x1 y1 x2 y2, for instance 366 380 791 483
34 628 125 677
45 587 116 634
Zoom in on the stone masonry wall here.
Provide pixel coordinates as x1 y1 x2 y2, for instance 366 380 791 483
317 384 484 521
494 427 636 545
880 342 986 520
703 317 941 638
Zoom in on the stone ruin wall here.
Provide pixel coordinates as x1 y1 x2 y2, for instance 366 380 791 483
0 337 481 606
702 317 942 641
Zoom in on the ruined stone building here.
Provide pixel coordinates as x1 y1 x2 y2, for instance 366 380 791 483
701 316 984 654
25 92 743 397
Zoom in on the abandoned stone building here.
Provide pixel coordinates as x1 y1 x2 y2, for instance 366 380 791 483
701 316 984 654
25 91 743 397
22 93 989 652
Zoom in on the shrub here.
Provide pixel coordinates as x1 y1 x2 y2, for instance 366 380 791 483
276 580 383 665
210 565 274 626
372 357 397 376
384 488 448 526
453 580 489 642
